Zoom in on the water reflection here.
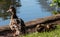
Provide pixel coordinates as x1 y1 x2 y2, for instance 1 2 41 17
17 0 52 22
0 0 21 26
0 0 21 20
38 0 55 11
0 0 10 20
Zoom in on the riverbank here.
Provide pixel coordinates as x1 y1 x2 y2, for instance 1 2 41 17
0 14 60 37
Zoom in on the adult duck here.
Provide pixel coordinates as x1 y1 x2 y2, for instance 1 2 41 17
7 6 26 37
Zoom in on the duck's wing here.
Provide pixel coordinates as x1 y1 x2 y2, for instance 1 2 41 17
18 18 25 26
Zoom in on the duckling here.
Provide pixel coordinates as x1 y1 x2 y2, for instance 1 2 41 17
7 6 26 36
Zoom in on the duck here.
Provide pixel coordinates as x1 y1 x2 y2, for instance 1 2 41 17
7 6 26 37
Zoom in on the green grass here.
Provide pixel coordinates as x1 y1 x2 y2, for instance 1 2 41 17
21 25 60 37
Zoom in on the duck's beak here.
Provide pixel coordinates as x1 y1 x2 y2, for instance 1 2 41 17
6 9 12 12
6 10 10 12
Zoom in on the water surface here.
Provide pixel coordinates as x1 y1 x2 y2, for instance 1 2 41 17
0 0 53 26
17 0 52 22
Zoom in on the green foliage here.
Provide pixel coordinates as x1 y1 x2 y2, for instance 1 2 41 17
50 0 60 7
0 0 5 2
50 0 60 14
0 0 3 2
52 10 60 15
53 0 57 3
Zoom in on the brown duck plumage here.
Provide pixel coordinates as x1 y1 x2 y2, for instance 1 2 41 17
7 6 26 37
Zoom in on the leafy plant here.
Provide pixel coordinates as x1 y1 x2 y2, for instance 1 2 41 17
50 0 60 7
52 11 60 15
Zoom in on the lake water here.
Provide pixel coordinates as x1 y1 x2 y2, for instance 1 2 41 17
17 0 53 21
0 0 53 26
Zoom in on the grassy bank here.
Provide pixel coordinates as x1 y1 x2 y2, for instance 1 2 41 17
21 25 60 37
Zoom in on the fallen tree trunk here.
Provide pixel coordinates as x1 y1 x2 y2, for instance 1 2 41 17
25 14 60 26
0 14 60 36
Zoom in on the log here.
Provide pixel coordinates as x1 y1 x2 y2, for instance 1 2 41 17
25 14 60 26
0 14 60 36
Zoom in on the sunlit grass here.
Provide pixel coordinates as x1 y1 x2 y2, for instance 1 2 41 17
21 25 60 37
